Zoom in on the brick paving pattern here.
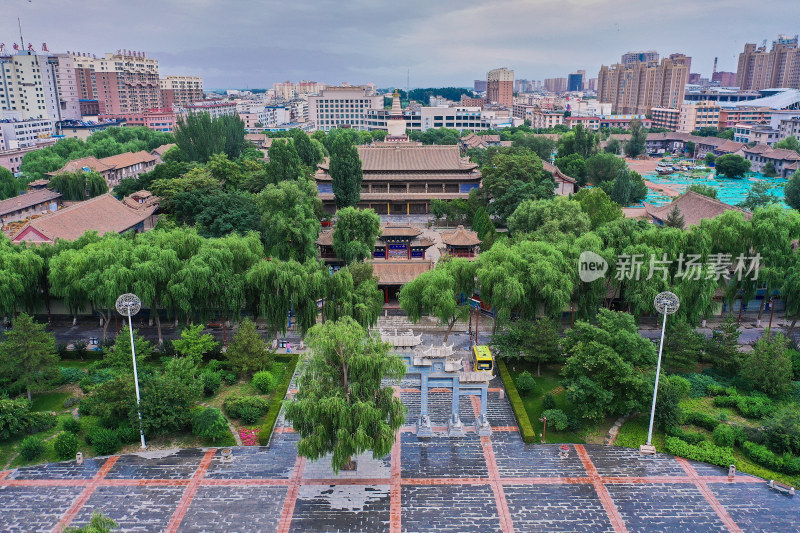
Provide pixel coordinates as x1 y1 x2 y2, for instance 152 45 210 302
1 371 798 532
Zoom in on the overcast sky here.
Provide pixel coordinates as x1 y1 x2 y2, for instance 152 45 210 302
2 0 798 89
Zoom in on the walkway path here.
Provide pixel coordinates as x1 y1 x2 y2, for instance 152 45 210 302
1 380 797 532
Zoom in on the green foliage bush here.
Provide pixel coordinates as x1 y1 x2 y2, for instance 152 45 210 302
712 424 737 448
223 395 270 421
542 409 568 431
63 397 80 409
683 411 720 431
0 398 35 440
116 424 140 445
742 441 800 475
790 348 800 380
54 432 79 460
259 355 300 446
221 371 237 385
682 373 720 398
78 368 116 393
515 371 536 396
59 367 87 384
664 436 735 467
496 359 536 444
763 406 800 455
192 407 230 443
711 389 773 419
62 418 81 434
665 425 706 445
541 393 556 411
20 435 46 461
90 428 121 456
251 371 279 394
706 384 729 396
200 371 222 397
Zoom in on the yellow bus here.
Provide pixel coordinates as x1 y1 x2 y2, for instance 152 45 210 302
473 345 494 374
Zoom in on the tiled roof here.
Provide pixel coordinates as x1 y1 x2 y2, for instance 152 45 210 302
370 260 433 284
101 150 157 169
11 193 157 243
319 144 477 172
151 143 176 156
315 230 333 246
51 156 113 175
461 133 486 149
764 148 800 161
0 189 62 217
714 140 747 153
381 224 424 238
543 161 577 184
442 225 481 246
644 191 751 227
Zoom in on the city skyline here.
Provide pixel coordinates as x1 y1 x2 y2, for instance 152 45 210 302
1 0 797 89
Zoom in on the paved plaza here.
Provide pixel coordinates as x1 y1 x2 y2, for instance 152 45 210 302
1 378 797 532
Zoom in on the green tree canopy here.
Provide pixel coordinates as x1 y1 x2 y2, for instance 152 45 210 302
687 183 718 199
174 113 246 163
715 154 751 179
257 178 322 261
774 135 800 154
0 313 58 400
562 309 656 420
285 317 406 473
573 187 623 229
329 135 363 208
623 119 647 158
332 207 381 263
266 139 306 184
507 196 590 240
556 125 599 159
584 152 627 184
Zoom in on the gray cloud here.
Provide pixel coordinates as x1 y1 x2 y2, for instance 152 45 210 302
1 0 797 88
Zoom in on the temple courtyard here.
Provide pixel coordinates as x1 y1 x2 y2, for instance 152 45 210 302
1 377 797 532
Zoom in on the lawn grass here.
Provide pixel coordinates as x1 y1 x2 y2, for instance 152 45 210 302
58 360 93 370
505 362 585 444
5 414 75 469
30 392 73 413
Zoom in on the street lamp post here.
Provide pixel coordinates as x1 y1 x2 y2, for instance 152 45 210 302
642 291 680 455
115 293 146 449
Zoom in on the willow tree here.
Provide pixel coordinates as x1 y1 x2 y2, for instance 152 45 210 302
257 178 322 262
399 257 476 341
246 259 323 338
0 239 43 319
750 206 800 322
332 207 381 264
285 317 406 472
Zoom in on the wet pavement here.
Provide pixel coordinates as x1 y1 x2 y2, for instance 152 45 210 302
1 377 798 532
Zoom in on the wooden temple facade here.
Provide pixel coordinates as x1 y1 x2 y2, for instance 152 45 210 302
315 143 482 215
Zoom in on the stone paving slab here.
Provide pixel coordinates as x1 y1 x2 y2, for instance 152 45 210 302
401 484 502 533
290 485 390 533
0 486 84 533
7 457 104 480
105 449 206 480
606 482 728 532
504 484 615 533
587 446 689 478
707 482 800 532
204 434 297 480
70 485 185 533
492 432 587 478
176 485 286 533
303 451 390 480
401 434 488 479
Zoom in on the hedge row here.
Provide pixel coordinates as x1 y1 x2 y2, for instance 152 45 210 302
496 359 536 444
664 436 736 468
742 442 800 475
258 354 300 446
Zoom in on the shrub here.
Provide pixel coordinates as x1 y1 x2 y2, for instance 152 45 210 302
734 394 773 419
192 407 230 443
24 412 57 434
683 373 720 398
223 395 270 421
221 371 237 385
763 406 800 455
20 436 46 461
683 411 720 431
664 437 735 467
712 424 737 448
790 348 800 380
742 441 800 475
515 371 536 396
542 409 568 431
251 371 278 394
62 418 82 434
712 395 737 408
666 426 706 445
90 428 120 455
116 424 140 445
495 359 536 444
79 368 116 393
225 319 274 376
200 371 222 396
655 375 688 430
54 432 79 460
63 397 80 409
59 367 86 385
541 393 556 410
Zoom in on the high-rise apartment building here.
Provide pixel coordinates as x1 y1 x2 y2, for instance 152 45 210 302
72 50 161 114
736 35 800 90
308 86 384 131
486 68 514 107
160 76 203 108
621 50 659 66
597 53 691 114
0 50 61 121
567 71 585 92
711 71 737 86
543 78 568 93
